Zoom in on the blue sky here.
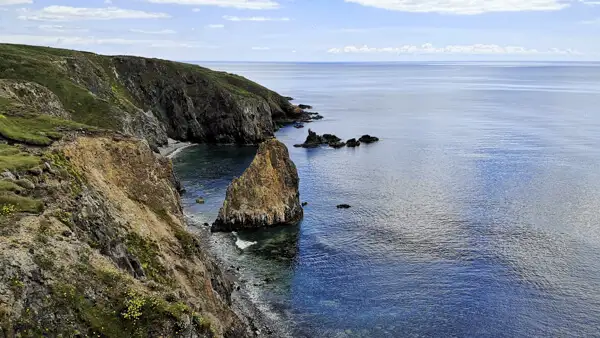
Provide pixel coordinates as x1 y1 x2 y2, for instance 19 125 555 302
0 0 599 61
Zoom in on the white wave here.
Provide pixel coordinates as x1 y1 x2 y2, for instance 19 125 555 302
233 232 257 249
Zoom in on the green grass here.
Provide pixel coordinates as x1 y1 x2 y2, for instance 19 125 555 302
0 97 95 145
0 42 291 145
0 193 43 213
0 144 40 173
0 44 123 130
0 180 24 194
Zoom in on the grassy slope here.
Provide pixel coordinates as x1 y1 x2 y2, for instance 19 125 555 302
0 42 288 216
0 43 289 132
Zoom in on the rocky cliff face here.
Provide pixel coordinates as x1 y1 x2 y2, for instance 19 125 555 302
0 43 300 149
0 133 253 337
213 139 303 232
0 43 303 336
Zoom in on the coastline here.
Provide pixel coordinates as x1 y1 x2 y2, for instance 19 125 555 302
187 216 292 338
159 138 195 158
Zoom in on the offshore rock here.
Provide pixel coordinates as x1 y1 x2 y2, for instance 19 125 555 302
295 129 345 148
359 135 380 144
346 138 361 147
212 139 303 231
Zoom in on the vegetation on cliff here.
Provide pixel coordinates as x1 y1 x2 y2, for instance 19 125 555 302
0 43 301 149
0 132 253 336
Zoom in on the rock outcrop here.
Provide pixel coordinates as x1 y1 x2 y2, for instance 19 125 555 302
294 129 345 148
359 135 380 144
346 138 361 147
0 79 70 119
0 43 307 149
0 133 255 337
212 139 303 232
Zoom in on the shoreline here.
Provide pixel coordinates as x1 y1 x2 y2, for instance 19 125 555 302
159 138 195 158
188 218 291 338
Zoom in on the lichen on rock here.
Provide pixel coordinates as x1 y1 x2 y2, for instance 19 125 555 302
212 139 303 232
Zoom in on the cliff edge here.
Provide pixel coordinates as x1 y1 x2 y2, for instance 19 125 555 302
0 43 304 149
212 139 303 232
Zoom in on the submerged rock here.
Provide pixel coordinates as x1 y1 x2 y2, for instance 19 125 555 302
294 123 305 129
298 104 313 110
212 139 303 231
346 138 361 147
196 197 205 204
359 135 380 144
337 204 351 209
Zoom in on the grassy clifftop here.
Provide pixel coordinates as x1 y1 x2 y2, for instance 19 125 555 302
0 43 295 147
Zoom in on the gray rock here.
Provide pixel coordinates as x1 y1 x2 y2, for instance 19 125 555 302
28 167 43 176
1 170 16 181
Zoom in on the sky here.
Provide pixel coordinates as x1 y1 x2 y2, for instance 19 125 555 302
0 0 599 61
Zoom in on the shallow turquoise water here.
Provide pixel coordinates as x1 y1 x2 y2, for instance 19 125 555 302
173 62 600 337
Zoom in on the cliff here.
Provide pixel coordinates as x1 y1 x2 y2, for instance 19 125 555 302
0 43 303 149
0 44 294 336
213 139 303 232
0 131 254 336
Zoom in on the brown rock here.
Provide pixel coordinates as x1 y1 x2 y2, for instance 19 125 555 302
212 139 303 231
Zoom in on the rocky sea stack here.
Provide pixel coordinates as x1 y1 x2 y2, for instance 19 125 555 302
212 139 303 232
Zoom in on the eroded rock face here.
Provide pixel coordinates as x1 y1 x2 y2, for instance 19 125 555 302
0 79 70 119
213 139 303 232
0 135 253 337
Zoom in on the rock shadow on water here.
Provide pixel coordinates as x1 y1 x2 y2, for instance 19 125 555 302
236 223 301 263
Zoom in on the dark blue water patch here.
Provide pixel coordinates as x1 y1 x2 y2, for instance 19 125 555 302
172 144 256 223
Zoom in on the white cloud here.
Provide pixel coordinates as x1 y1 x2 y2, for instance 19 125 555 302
327 43 582 55
18 6 170 21
252 46 270 50
192 8 201 12
0 0 32 5
344 0 571 14
104 0 113 4
223 15 290 21
130 28 177 34
145 0 279 10
207 24 224 28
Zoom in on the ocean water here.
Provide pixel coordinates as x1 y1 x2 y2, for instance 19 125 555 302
173 62 600 337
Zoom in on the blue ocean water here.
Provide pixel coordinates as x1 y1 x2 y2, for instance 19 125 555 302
173 62 600 337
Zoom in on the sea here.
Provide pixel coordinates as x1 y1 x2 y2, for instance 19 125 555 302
172 62 600 338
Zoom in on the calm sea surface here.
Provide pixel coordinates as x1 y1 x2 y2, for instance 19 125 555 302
173 62 600 337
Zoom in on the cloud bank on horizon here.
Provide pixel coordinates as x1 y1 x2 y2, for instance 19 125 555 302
0 0 598 61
